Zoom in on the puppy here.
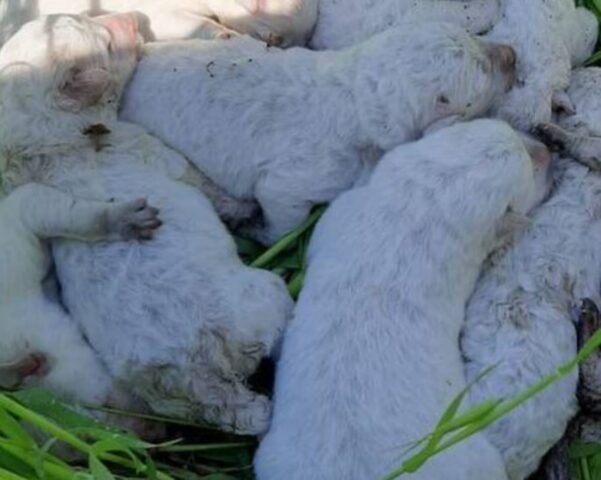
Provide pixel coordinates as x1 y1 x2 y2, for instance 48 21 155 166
482 0 598 131
254 119 551 480
0 0 317 47
311 0 501 50
483 67 601 480
0 183 160 415
462 157 601 480
0 14 293 435
121 24 516 244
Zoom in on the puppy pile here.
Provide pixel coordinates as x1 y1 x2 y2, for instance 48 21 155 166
1 1 601 479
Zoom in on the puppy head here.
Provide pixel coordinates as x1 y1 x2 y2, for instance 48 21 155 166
209 0 317 47
0 13 142 119
424 36 516 133
405 120 550 235
355 24 516 149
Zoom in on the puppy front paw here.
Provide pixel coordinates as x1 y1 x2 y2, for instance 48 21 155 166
532 123 568 153
107 198 162 241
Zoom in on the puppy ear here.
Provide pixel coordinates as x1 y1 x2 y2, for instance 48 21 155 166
236 0 261 14
56 66 111 112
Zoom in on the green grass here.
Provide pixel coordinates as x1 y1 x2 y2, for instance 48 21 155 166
5 3 601 479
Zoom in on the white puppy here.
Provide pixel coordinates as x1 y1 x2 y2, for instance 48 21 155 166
482 0 598 131
0 184 159 413
0 0 317 47
254 119 551 480
0 14 293 435
462 158 601 480
121 24 516 244
472 67 601 480
311 0 501 50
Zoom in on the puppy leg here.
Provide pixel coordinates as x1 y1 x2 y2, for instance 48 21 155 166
14 183 161 241
404 0 500 35
535 123 601 171
180 164 261 229
246 179 313 245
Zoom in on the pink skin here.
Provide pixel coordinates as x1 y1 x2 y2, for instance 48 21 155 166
94 12 141 55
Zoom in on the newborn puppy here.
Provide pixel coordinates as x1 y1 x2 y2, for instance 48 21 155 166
482 0 598 131
254 119 551 480
121 24 516 244
0 0 317 47
311 0 501 50
0 14 293 435
0 183 159 415
462 156 601 480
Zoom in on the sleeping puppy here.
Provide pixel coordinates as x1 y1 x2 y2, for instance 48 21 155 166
462 157 601 480
311 0 501 50
0 0 317 47
481 0 598 131
254 119 551 480
0 13 293 435
0 183 160 424
121 23 516 244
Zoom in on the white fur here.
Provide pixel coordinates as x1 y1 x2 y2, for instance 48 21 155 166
0 14 293 435
462 160 601 480
0 184 156 408
558 67 601 137
121 24 514 244
482 0 598 131
462 66 601 480
311 0 501 50
254 119 550 480
0 0 317 47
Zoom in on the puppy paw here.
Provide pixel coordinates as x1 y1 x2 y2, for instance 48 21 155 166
532 123 568 153
107 198 162 240
232 394 272 436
